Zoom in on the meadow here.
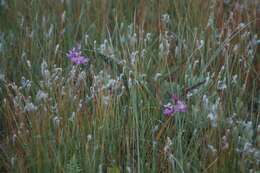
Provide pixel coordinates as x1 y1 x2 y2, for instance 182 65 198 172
0 0 260 172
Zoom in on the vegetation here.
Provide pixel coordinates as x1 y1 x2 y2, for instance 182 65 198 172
0 0 259 172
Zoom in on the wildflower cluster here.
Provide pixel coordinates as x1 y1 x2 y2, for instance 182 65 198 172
163 95 187 116
67 44 89 65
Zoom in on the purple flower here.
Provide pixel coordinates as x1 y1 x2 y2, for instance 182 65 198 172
70 55 88 64
174 100 187 112
67 44 89 65
163 103 175 116
163 94 187 116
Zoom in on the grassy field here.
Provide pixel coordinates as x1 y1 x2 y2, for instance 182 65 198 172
0 0 260 172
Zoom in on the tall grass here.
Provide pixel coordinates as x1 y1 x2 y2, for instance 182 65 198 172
0 0 259 172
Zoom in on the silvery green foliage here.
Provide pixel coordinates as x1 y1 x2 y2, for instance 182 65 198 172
204 97 220 128
41 60 51 86
159 34 170 57
40 60 63 88
36 90 48 103
20 76 32 90
0 73 5 81
99 39 114 57
90 70 123 96
161 13 170 24
227 119 260 168
208 144 217 155
24 102 37 112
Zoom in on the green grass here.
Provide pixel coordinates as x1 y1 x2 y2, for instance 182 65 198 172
0 0 260 172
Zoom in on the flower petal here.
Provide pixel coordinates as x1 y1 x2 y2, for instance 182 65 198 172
163 103 175 116
174 100 187 112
